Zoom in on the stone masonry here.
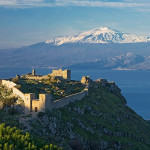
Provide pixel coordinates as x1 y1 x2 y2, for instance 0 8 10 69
51 69 71 81
25 69 71 81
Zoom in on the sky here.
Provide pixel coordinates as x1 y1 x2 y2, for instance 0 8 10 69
0 0 150 49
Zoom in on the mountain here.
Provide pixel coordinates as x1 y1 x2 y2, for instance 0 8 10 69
46 27 150 45
69 53 149 70
1 27 150 69
118 56 150 70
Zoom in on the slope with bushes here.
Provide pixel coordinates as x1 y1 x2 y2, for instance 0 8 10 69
0 123 62 150
29 84 150 149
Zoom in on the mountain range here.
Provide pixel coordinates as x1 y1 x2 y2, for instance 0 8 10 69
46 27 150 45
1 27 150 70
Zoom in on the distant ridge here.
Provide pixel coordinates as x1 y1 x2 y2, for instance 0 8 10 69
1 27 150 68
46 27 150 45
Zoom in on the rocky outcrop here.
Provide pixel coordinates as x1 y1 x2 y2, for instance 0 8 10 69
93 79 126 104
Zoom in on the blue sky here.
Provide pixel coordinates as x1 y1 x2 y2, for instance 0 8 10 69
0 0 150 49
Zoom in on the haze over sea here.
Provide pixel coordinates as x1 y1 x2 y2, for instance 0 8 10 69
0 68 150 120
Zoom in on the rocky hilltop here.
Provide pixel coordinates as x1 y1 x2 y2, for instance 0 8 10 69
25 82 150 150
1 79 150 149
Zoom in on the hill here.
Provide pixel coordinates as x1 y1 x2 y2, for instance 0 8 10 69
26 83 150 150
1 79 150 149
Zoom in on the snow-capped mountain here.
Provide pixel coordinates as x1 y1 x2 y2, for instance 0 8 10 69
45 27 150 45
1 27 150 69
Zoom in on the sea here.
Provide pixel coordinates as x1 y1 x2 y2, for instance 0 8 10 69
0 68 150 120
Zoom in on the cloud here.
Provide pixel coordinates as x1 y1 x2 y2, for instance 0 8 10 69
0 0 150 9
124 0 150 3
55 1 148 8
0 0 45 7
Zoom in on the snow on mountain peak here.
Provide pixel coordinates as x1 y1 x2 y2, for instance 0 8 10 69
94 27 115 32
100 27 109 30
45 27 150 45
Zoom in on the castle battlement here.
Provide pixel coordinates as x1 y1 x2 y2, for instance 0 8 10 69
24 93 52 113
51 69 71 81
24 68 71 81
81 76 93 84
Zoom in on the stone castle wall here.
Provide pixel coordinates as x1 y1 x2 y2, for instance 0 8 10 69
49 87 88 110
1 80 25 101
52 69 63 77
13 87 25 100
51 69 71 81
25 69 71 81
1 79 88 113
24 93 35 113
2 80 16 88
25 75 49 80
32 100 40 112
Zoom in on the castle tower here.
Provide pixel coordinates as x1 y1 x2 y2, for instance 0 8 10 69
63 69 71 81
24 93 35 113
51 69 71 81
39 94 52 112
32 69 36 76
52 69 63 77
81 76 91 84
81 76 87 84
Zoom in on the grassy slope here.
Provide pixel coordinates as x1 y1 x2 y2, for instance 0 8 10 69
30 86 150 150
1 83 150 149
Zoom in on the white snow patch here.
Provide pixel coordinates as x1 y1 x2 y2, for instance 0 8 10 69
45 27 150 45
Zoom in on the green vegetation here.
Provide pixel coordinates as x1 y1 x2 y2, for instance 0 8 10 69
0 85 23 128
2 78 150 149
0 123 62 150
0 110 20 128
0 85 22 114
0 85 16 108
29 85 150 149
14 77 85 99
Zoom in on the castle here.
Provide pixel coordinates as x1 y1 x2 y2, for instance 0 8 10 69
0 68 115 114
25 68 71 81
81 76 93 84
0 69 89 114
1 68 116 115
51 69 71 81
24 93 51 113
23 68 72 113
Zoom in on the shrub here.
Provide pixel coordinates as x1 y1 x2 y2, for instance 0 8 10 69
0 123 62 150
8 107 19 115
37 112 45 118
12 77 19 83
16 84 21 89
